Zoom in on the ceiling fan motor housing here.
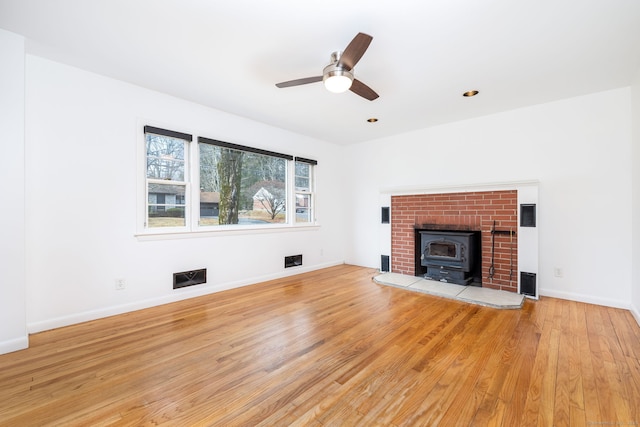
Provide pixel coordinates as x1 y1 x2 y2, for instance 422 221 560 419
323 51 354 93
322 63 354 81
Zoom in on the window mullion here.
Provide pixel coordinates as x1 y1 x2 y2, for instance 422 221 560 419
287 159 295 225
190 138 200 230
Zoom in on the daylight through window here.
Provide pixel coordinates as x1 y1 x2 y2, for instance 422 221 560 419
294 158 317 224
198 137 291 227
142 126 316 233
145 126 190 229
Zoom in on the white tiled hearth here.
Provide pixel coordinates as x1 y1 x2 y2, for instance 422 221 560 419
374 272 525 309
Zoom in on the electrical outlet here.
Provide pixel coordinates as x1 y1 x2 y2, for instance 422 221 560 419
115 278 126 290
554 268 563 278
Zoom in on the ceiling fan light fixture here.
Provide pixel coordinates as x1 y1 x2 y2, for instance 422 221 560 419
324 74 353 93
323 64 354 93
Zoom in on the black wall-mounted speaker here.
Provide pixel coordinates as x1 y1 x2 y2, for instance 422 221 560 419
520 272 537 297
381 207 390 224
520 204 536 227
381 255 390 272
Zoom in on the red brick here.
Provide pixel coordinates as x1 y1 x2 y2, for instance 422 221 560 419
391 190 518 293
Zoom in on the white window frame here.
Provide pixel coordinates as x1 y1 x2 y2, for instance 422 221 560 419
294 158 316 224
141 126 192 234
137 124 318 238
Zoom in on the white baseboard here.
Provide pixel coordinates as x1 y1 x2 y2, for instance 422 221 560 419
539 288 630 310
0 335 29 355
630 303 640 328
27 260 344 334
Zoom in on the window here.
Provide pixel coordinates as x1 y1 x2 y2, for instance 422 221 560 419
141 126 316 233
294 158 316 224
144 126 191 229
198 137 291 227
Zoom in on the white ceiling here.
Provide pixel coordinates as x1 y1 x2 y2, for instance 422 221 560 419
1 0 639 145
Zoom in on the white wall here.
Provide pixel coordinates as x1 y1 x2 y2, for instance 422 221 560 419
345 88 633 309
24 56 347 333
632 70 640 324
0 30 28 353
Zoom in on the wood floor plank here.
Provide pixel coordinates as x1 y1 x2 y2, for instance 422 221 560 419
1 265 639 426
577 301 604 426
500 308 541 427
587 304 621 424
536 299 565 426
521 309 551 426
553 301 571 427
567 301 586 426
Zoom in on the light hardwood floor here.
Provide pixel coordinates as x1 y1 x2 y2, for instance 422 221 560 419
1 264 639 426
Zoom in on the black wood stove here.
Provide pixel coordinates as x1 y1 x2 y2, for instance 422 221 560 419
419 230 478 285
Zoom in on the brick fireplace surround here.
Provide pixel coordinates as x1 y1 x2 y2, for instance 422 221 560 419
391 190 518 292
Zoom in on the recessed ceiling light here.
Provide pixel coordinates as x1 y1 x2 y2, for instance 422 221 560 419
367 118 378 123
463 90 479 97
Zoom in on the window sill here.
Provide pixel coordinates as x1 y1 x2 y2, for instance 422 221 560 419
135 223 321 241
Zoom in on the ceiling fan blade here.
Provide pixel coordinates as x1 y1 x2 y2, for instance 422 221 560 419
275 76 323 88
338 32 373 71
350 79 379 101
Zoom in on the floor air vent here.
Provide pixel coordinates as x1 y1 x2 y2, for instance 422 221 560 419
173 268 207 289
285 254 302 268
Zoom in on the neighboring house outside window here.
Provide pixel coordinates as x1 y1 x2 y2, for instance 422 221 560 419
199 191 220 218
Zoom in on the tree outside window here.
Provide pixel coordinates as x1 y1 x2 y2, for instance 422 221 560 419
199 141 288 226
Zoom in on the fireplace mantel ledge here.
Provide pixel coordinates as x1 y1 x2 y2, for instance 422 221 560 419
380 179 539 196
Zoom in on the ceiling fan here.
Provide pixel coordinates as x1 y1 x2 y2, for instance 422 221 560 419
275 32 379 101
